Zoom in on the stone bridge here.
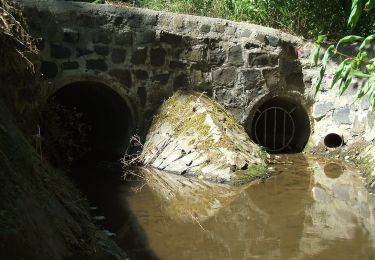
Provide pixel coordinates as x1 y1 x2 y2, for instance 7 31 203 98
18 0 374 157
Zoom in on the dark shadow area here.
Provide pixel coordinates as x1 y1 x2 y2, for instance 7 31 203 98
40 81 160 259
73 162 161 259
250 97 310 153
40 81 132 166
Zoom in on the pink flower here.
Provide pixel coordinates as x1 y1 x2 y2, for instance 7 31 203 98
295 48 304 58
323 74 332 82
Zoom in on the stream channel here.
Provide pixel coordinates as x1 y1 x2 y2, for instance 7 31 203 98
72 154 375 259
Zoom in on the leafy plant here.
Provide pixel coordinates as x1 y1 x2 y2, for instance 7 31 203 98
313 0 375 111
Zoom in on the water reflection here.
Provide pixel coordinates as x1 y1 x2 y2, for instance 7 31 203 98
80 154 375 259
299 158 375 259
323 162 343 179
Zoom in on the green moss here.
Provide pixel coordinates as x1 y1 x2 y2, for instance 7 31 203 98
231 164 266 186
358 155 375 190
359 156 374 177
188 139 196 145
256 145 268 159
173 112 210 138
149 91 266 166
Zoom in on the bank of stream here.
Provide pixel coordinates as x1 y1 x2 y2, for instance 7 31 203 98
71 153 375 259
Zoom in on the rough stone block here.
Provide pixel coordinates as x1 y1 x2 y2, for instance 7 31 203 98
212 67 236 86
133 70 148 80
187 46 207 62
144 14 158 26
285 73 304 92
249 53 278 67
76 48 94 57
169 60 186 69
240 69 262 88
136 30 156 44
208 44 225 66
50 44 71 59
279 58 301 74
92 31 112 44
241 29 251 37
333 106 352 124
244 42 260 49
190 69 207 86
352 116 365 134
174 17 184 29
109 69 132 87
94 45 109 56
150 48 167 66
95 14 109 26
160 31 183 44
127 14 143 27
200 24 211 33
111 48 126 64
40 61 58 79
77 13 96 27
360 97 371 110
61 61 79 70
226 27 236 35
63 28 79 43
114 32 133 45
266 35 280 47
368 111 375 129
250 32 266 43
131 47 147 65
262 68 280 88
173 74 189 90
113 16 124 26
213 23 225 33
312 101 333 119
86 59 108 71
227 45 244 66
153 74 170 85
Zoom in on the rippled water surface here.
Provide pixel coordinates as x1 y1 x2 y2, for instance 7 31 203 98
76 154 375 259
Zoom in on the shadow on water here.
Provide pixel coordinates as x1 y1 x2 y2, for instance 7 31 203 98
70 155 160 260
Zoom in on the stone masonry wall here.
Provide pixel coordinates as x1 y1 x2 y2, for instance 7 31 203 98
299 42 375 147
19 0 306 135
18 0 374 148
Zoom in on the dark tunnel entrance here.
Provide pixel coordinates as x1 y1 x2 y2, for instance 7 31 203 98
250 97 310 153
40 81 133 167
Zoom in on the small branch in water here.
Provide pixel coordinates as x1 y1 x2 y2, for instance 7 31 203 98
187 210 207 232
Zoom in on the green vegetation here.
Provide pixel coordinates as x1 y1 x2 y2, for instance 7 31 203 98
116 0 374 38
359 155 375 188
313 0 375 111
231 164 266 186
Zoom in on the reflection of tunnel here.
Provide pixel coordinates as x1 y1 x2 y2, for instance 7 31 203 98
250 97 310 153
40 81 133 166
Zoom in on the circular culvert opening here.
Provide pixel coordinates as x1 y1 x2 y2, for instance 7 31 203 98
40 81 133 167
324 133 343 148
249 97 310 153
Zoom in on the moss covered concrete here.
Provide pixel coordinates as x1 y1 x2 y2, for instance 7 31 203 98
141 91 267 185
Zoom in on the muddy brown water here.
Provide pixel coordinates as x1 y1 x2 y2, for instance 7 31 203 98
74 154 375 260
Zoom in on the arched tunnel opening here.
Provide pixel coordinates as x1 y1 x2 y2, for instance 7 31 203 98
250 97 310 153
40 81 133 168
